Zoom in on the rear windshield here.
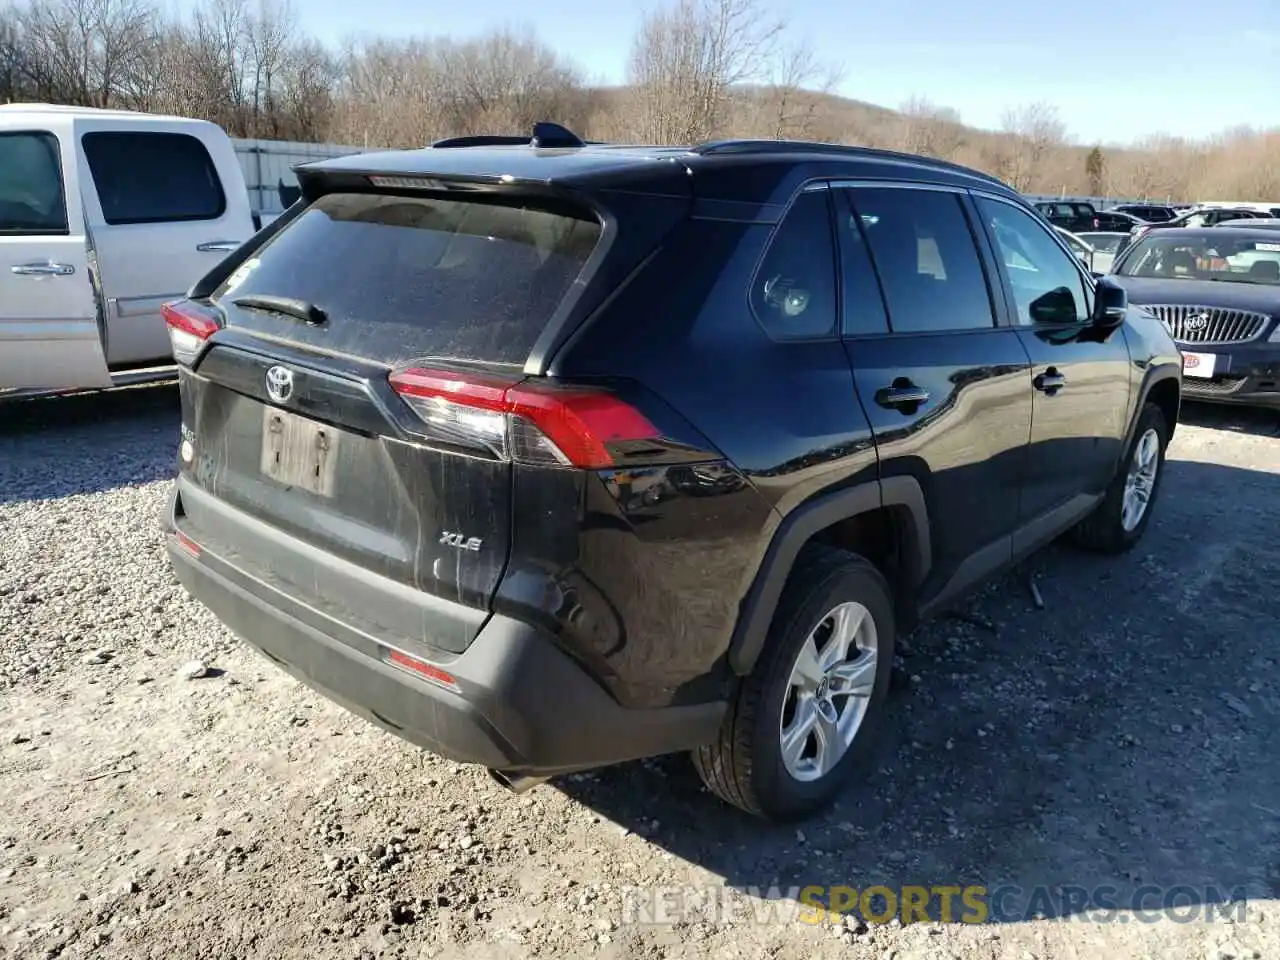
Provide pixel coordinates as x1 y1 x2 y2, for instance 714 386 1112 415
214 192 602 365
1117 234 1280 284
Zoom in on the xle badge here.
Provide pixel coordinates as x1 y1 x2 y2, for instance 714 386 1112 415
440 532 483 552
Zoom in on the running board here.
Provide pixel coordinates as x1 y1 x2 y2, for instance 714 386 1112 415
0 365 178 401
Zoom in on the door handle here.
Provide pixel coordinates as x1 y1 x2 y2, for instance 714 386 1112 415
874 380 930 411
196 240 241 253
1034 368 1067 394
11 260 75 276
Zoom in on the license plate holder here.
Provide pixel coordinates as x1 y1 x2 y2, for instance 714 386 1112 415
1181 351 1217 379
260 407 339 497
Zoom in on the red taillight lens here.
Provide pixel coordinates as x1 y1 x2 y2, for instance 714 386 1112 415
388 367 659 469
162 300 219 366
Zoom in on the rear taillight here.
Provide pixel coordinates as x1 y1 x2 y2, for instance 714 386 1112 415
388 367 659 469
162 300 219 366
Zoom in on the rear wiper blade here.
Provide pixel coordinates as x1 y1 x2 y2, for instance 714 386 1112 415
231 294 327 326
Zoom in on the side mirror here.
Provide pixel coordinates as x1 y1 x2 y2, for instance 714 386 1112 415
1092 277 1127 329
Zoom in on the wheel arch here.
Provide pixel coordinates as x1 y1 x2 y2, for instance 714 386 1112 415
727 476 930 676
1131 367 1181 448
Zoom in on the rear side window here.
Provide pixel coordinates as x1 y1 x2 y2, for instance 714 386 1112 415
848 188 995 333
750 189 838 339
0 131 67 234
214 192 602 365
82 131 225 225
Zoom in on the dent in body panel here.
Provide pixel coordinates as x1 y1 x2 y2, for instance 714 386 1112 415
494 461 774 710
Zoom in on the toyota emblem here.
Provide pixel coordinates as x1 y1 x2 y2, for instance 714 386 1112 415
1185 313 1210 331
265 365 294 403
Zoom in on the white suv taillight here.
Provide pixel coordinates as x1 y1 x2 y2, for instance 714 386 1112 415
162 300 219 366
388 367 659 469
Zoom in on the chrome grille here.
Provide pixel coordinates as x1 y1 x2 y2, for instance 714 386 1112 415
1143 304 1271 344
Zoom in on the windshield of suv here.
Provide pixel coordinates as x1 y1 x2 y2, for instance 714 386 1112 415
1116 234 1280 284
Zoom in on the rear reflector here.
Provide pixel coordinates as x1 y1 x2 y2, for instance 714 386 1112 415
385 648 459 691
388 367 659 469
163 300 219 366
174 531 201 557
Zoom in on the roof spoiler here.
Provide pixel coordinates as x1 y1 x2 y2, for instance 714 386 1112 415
432 122 590 150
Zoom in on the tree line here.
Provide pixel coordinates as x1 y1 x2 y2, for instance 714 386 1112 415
3 0 1277 202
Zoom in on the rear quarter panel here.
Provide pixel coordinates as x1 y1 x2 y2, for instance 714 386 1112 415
546 184 878 707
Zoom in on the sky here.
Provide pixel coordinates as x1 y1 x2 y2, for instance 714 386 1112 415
294 0 1279 146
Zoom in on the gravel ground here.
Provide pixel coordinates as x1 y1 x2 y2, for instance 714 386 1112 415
1 385 1279 960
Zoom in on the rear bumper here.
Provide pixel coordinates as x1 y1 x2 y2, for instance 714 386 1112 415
1179 341 1280 408
163 484 724 776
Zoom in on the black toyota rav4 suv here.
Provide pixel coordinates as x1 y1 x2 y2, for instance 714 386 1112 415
164 124 1182 821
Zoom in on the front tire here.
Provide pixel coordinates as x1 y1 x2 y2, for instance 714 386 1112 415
1072 401 1170 554
693 545 895 821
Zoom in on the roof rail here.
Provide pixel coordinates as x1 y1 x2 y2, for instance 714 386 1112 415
432 134 529 148
692 138 1009 188
431 121 589 150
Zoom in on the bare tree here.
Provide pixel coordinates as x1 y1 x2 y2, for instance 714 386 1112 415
627 0 785 144
758 38 841 140
3 0 1279 203
997 101 1067 192
244 0 293 137
895 94 965 160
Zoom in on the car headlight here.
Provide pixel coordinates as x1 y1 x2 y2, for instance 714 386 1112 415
1268 320 1280 343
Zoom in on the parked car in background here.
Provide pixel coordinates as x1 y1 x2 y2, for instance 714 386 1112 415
164 124 1181 822
1053 226 1098 270
1110 226 1280 408
1213 217 1280 231
1077 231 1131 273
1109 203 1177 223
1195 201 1280 218
1126 206 1270 249
0 103 258 393
1034 200 1098 232
1094 210 1148 232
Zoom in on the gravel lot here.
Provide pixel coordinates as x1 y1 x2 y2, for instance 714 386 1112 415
2 386 1278 960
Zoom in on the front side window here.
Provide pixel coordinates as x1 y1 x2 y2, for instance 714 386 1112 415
750 189 838 339
82 131 226 225
0 131 68 234
847 187 995 333
975 197 1091 326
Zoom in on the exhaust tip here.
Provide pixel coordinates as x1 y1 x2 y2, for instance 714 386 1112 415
488 769 549 794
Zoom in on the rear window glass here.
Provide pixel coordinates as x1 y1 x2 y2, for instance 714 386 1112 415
214 192 602 365
82 131 225 224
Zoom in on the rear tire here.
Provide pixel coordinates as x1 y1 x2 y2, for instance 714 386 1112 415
693 545 895 821
1071 402 1170 554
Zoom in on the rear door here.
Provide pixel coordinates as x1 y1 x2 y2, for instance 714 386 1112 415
0 121 110 390
179 188 607 650
832 182 1033 609
75 119 254 368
